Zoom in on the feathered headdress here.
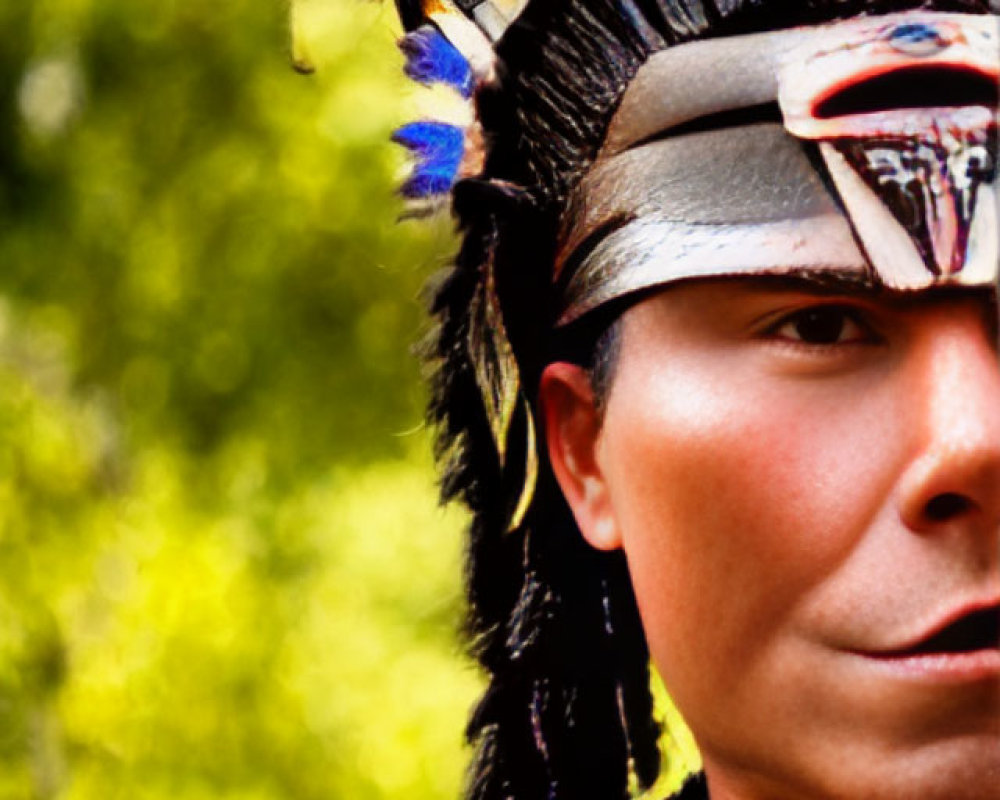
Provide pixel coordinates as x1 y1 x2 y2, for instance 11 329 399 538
394 0 540 532
394 0 1000 533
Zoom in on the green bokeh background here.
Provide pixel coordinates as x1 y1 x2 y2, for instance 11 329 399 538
0 1 696 797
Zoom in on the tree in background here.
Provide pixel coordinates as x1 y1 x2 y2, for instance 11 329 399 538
0 1 479 797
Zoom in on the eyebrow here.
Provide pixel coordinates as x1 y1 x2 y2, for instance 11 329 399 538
728 273 1000 317
724 272 880 297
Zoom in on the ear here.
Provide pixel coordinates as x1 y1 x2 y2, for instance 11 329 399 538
538 362 622 550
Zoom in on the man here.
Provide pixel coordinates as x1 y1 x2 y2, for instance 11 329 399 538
393 0 1000 797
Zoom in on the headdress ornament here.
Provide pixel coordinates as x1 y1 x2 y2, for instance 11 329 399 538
392 1 527 205
559 12 1000 322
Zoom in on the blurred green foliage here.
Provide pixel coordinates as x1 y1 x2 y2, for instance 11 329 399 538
0 0 480 797
0 0 699 797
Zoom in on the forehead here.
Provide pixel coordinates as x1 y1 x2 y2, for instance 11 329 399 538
555 11 1000 327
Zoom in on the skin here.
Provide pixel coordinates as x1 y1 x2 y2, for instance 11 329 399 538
541 279 1000 800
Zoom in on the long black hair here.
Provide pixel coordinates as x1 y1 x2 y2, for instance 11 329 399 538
397 1 996 797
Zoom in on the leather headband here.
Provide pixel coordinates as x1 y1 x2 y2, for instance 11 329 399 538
557 11 1000 326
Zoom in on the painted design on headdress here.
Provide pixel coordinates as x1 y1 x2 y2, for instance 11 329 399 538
779 13 1000 288
832 128 996 280
395 0 534 530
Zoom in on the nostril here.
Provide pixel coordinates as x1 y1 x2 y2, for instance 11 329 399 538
924 492 973 522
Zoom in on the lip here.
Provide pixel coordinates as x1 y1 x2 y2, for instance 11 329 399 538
857 648 1000 682
853 598 1000 682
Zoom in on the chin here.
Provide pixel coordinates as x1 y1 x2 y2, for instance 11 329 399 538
829 736 1000 800
730 718 1000 800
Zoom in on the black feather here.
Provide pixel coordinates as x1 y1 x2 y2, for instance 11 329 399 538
394 0 427 31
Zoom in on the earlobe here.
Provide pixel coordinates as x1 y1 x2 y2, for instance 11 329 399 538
539 362 622 551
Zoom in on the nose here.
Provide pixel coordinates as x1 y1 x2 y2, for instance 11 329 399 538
896 301 1000 534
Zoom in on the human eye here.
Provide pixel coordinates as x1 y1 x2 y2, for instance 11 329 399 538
765 304 877 347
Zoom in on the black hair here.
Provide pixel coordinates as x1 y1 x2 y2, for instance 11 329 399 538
406 1 997 798
587 317 622 414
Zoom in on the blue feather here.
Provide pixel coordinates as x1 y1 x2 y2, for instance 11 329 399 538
400 168 455 199
392 121 465 198
399 25 473 97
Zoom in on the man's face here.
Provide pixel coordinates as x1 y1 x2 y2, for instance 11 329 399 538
543 280 1000 799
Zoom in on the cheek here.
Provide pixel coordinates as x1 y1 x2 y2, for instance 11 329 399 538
601 357 903 710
